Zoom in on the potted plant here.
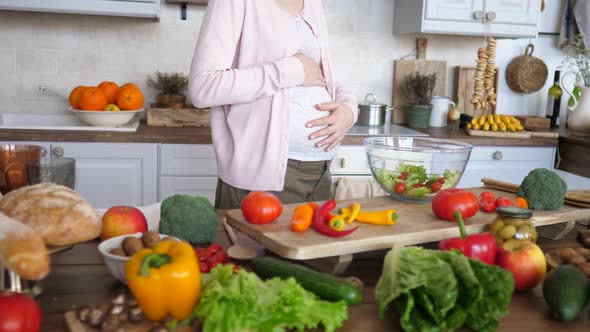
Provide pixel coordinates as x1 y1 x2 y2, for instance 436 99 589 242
146 71 189 109
400 72 436 128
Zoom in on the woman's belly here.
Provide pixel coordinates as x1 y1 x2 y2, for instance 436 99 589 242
288 86 337 161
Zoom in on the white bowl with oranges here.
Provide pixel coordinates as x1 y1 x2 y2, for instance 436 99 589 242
68 81 145 127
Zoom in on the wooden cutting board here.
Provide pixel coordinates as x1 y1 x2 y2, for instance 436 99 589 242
392 59 447 124
225 188 590 260
466 129 559 139
481 178 590 207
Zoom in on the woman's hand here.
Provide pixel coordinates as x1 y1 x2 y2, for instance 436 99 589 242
294 53 326 87
306 102 355 152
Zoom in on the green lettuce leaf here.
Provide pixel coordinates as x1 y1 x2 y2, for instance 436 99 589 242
195 265 348 332
442 169 461 189
464 259 515 332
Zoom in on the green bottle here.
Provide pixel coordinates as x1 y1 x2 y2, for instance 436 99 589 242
546 70 562 128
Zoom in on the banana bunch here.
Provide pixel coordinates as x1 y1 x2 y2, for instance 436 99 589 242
467 114 524 132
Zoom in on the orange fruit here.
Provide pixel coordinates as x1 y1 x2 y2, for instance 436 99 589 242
78 87 108 111
115 85 144 110
68 86 87 109
97 81 119 104
120 82 139 90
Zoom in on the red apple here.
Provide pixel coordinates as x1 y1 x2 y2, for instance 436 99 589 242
496 240 546 292
100 206 147 241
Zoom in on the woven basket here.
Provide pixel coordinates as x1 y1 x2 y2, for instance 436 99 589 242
505 44 548 93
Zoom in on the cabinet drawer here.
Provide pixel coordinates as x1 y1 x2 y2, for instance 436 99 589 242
468 147 555 162
458 147 556 188
159 176 217 204
159 144 217 176
331 146 371 175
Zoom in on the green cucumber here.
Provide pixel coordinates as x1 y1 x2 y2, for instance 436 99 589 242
251 256 362 305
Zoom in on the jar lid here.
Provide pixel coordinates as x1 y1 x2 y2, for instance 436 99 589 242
496 206 533 218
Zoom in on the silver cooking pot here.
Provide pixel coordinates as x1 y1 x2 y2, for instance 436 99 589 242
357 93 392 127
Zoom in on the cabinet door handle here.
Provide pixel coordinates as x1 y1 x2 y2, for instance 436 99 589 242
52 146 64 157
473 10 484 21
485 11 496 22
338 158 347 168
40 147 48 158
492 151 503 161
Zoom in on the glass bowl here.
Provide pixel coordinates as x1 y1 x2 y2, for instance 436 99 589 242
70 107 144 127
364 137 473 203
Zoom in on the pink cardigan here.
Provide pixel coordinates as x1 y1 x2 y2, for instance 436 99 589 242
189 0 358 191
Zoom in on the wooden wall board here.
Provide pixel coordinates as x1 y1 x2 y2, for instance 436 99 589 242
226 187 590 260
454 66 499 118
392 60 447 124
147 104 211 127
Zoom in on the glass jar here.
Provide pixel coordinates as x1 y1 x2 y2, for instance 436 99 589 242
487 206 537 245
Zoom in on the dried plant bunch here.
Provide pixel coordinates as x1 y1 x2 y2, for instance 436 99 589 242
562 34 590 87
146 71 189 95
400 72 436 105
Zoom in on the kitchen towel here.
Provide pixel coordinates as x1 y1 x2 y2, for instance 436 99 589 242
334 177 388 201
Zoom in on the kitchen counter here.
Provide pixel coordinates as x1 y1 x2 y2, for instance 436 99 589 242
0 123 559 147
38 221 590 331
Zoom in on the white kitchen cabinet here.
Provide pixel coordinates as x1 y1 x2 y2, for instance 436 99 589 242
158 144 217 204
457 146 556 188
54 142 158 209
0 0 161 19
394 0 542 38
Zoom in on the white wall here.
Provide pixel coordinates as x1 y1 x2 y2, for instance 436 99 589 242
0 0 566 117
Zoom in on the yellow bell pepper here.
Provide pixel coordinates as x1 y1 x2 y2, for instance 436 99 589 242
125 240 201 322
341 206 398 226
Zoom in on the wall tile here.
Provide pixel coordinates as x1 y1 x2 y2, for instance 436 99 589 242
16 49 61 75
36 22 77 49
0 50 16 74
0 22 35 49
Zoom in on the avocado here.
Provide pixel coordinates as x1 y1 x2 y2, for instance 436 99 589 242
543 265 590 321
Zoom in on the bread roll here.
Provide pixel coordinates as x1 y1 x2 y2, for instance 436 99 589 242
0 183 101 246
0 211 50 280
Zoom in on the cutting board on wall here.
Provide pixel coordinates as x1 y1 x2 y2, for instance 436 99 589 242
392 60 447 124
454 66 499 119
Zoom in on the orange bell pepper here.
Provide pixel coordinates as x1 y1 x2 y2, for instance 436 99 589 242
125 240 201 322
514 197 528 209
290 204 315 232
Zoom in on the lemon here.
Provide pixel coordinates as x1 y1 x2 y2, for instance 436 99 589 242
104 104 120 112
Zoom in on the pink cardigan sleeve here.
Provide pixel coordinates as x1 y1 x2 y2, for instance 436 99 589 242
188 0 305 108
334 81 359 124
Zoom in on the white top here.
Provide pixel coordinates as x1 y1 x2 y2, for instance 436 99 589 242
287 15 336 161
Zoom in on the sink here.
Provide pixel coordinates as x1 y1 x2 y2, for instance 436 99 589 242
0 113 140 132
347 124 429 137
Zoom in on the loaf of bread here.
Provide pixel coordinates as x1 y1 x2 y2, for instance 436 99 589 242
0 183 101 246
0 211 50 280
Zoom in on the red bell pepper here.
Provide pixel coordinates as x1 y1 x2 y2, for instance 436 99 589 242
312 199 358 237
439 211 497 265
479 191 496 212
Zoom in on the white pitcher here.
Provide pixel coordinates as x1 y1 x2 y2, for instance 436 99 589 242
561 71 590 135
429 96 456 128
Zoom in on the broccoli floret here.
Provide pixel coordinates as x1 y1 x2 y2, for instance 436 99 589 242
159 194 218 245
515 168 567 210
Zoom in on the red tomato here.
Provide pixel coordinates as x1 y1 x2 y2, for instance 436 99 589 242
394 182 407 193
196 249 212 262
206 244 223 255
432 188 479 222
495 196 513 208
437 177 446 184
199 261 210 273
0 292 42 332
207 257 223 269
430 182 442 193
241 191 283 224
479 191 496 212
211 251 230 264
397 172 409 180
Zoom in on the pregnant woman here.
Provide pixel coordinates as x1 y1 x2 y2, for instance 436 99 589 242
189 0 358 209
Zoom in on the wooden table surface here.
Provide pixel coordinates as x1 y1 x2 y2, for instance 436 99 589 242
37 223 590 332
